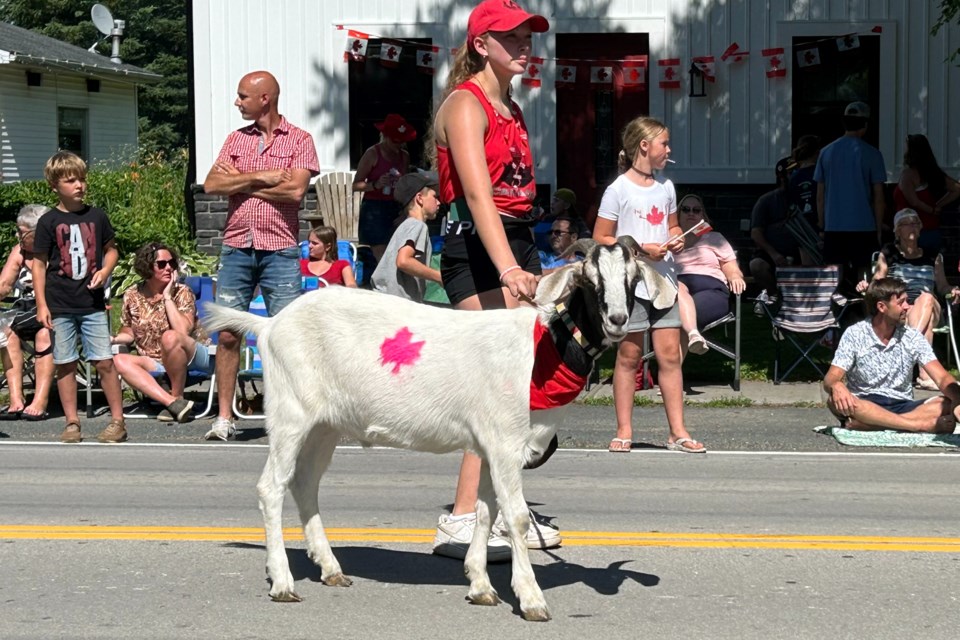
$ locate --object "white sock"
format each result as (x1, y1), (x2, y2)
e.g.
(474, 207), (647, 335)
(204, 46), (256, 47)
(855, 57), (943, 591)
(446, 512), (475, 522)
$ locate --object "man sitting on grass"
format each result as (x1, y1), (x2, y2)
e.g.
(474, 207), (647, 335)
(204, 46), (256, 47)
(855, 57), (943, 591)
(823, 277), (960, 433)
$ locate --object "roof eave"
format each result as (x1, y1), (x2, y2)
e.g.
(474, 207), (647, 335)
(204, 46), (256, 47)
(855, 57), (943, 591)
(3, 52), (162, 84)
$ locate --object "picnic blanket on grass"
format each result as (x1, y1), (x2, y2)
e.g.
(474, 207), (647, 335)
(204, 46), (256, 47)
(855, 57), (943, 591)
(814, 425), (960, 448)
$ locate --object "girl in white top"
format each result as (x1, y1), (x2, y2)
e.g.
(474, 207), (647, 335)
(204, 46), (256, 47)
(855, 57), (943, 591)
(593, 117), (706, 454)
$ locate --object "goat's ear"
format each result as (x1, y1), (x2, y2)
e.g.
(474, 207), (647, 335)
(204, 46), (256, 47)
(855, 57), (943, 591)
(534, 262), (583, 306)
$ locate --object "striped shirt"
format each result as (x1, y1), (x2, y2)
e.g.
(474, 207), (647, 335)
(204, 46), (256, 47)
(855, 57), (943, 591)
(215, 116), (320, 251)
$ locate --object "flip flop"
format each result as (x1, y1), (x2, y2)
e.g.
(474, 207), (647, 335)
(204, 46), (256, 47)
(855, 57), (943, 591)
(608, 437), (632, 453)
(665, 437), (707, 453)
(0, 406), (22, 421)
(22, 411), (49, 421)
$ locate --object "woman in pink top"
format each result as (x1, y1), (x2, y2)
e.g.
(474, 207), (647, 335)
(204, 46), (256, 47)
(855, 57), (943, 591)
(673, 194), (745, 356)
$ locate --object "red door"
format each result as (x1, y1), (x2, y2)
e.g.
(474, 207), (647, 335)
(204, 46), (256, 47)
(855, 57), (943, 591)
(556, 33), (650, 227)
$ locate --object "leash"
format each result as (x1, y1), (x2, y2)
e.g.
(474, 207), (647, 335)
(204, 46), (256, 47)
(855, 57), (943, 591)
(554, 302), (603, 360)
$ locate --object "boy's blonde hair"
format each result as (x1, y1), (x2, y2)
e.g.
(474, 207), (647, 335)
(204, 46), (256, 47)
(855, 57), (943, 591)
(44, 151), (87, 185)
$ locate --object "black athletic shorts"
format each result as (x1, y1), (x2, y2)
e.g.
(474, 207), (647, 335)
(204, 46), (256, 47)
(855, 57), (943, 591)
(440, 199), (541, 306)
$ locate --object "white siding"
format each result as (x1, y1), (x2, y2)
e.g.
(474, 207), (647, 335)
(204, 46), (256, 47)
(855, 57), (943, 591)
(192, 0), (960, 185)
(0, 68), (138, 182)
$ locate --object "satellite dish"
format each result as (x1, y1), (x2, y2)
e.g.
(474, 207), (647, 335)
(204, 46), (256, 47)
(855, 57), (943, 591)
(91, 4), (114, 36)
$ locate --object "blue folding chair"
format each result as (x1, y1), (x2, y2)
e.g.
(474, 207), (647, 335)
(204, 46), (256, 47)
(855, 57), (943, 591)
(299, 239), (359, 285)
(233, 294), (267, 420)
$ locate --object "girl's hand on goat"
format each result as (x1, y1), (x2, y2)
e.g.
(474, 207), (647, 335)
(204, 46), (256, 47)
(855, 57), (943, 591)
(642, 243), (669, 261)
(501, 267), (538, 300)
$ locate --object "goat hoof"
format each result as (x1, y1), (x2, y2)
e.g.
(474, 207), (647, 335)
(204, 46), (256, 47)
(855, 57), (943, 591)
(467, 591), (500, 607)
(269, 590), (303, 603)
(522, 606), (551, 622)
(322, 572), (353, 587)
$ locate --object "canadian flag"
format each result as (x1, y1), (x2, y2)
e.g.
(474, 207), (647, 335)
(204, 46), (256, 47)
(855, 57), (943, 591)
(521, 56), (544, 88)
(416, 46), (439, 75)
(343, 30), (369, 63)
(796, 47), (821, 67)
(836, 34), (860, 51)
(590, 66), (613, 84)
(692, 56), (716, 82)
(658, 58), (681, 89)
(379, 41), (402, 68)
(621, 57), (647, 92)
(762, 48), (787, 78)
(556, 61), (576, 88)
(720, 42), (749, 63)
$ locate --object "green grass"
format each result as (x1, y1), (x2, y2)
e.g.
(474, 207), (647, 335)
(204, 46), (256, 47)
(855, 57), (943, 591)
(581, 395), (657, 407)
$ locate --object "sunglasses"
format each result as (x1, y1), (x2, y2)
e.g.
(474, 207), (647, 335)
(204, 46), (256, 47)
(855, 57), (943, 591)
(680, 206), (704, 214)
(154, 259), (178, 270)
(550, 230), (571, 237)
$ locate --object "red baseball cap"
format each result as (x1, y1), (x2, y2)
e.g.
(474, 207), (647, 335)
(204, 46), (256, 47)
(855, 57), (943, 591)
(467, 0), (549, 50)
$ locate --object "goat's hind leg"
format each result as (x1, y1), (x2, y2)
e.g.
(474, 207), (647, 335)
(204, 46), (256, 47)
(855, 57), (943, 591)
(290, 425), (351, 587)
(259, 424), (309, 602)
(464, 459), (499, 607)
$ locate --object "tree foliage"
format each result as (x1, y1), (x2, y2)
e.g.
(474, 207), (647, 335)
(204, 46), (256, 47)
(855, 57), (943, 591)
(0, 0), (188, 151)
(933, 0), (960, 63)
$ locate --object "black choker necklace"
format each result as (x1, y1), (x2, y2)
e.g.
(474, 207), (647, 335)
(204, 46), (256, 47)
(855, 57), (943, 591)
(629, 165), (655, 179)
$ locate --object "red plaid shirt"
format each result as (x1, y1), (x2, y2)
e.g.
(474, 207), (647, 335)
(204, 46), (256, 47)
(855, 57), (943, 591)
(215, 116), (320, 250)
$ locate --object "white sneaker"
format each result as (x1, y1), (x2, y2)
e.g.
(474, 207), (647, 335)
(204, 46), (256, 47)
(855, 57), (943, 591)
(687, 331), (709, 355)
(432, 513), (512, 562)
(494, 509), (562, 550)
(203, 416), (236, 441)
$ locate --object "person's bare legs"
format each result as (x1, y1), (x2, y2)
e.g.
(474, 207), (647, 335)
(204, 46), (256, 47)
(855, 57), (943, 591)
(612, 333), (644, 444)
(749, 258), (776, 294)
(909, 294), (941, 385)
(160, 330), (195, 398)
(652, 327), (704, 449)
(677, 283), (705, 356)
(1, 332), (26, 412)
(113, 352), (177, 406)
(94, 358), (126, 423)
(829, 395), (953, 433)
(450, 288), (515, 517)
(57, 361), (80, 426)
(23, 328), (54, 417)
(215, 330), (241, 420)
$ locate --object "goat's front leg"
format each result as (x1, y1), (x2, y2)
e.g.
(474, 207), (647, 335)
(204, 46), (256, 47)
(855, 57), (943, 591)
(259, 445), (300, 602)
(290, 427), (351, 587)
(490, 457), (551, 622)
(464, 459), (498, 607)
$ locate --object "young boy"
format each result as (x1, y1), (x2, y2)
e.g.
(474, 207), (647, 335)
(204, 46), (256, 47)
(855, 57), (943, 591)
(370, 172), (442, 302)
(32, 151), (127, 443)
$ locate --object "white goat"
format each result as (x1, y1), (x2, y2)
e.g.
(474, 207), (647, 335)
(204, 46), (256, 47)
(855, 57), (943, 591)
(203, 238), (674, 621)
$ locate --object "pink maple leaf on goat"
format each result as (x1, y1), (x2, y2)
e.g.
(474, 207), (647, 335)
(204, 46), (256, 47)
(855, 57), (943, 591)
(380, 327), (425, 374)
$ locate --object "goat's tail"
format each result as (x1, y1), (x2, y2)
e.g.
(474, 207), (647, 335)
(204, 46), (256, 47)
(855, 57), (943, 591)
(202, 302), (270, 338)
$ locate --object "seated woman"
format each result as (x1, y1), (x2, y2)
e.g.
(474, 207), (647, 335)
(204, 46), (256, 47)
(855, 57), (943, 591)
(301, 226), (357, 287)
(857, 208), (959, 390)
(111, 242), (214, 422)
(893, 133), (960, 256)
(0, 204), (55, 420)
(672, 194), (746, 355)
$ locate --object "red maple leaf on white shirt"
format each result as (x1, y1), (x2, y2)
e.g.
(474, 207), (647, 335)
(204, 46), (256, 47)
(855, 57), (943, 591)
(646, 205), (665, 226)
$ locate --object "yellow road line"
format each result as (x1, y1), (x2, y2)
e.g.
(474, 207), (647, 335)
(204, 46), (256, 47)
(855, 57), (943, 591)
(1, 525), (959, 552)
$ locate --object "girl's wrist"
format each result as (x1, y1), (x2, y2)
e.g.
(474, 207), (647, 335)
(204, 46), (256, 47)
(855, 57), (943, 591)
(499, 265), (522, 282)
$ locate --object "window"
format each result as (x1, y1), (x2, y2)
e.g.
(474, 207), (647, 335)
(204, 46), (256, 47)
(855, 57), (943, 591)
(58, 107), (88, 158)
(347, 39), (434, 169)
(791, 35), (880, 149)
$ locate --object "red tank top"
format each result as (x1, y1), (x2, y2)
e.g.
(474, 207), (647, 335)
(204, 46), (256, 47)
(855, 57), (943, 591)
(436, 81), (536, 217)
(300, 259), (349, 285)
(364, 144), (407, 202)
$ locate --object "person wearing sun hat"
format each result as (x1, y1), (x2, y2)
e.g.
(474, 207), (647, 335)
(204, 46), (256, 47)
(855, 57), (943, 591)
(353, 113), (416, 274)
(426, 0), (559, 562)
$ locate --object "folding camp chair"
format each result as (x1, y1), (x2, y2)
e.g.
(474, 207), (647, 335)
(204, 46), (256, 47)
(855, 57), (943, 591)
(233, 294), (267, 420)
(757, 265), (853, 384)
(639, 292), (742, 391)
(298, 239), (362, 285)
(122, 276), (218, 419)
(314, 171), (368, 283)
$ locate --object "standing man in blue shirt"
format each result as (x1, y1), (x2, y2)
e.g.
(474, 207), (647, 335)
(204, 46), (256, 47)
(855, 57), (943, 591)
(815, 101), (887, 288)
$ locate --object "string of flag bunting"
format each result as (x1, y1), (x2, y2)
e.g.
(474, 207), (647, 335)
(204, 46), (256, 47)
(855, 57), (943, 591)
(338, 25), (883, 89)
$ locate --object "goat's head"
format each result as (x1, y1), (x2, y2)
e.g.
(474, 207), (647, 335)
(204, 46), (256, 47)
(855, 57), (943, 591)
(534, 237), (646, 344)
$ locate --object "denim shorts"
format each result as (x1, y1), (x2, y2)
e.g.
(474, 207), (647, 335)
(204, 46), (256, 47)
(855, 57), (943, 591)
(150, 342), (215, 375)
(216, 245), (301, 316)
(52, 311), (114, 365)
(627, 298), (681, 332)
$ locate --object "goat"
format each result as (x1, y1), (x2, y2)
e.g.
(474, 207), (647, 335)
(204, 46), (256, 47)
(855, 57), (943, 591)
(202, 237), (675, 622)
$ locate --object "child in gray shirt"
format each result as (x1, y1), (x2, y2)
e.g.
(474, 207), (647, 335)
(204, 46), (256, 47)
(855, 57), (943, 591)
(371, 172), (442, 301)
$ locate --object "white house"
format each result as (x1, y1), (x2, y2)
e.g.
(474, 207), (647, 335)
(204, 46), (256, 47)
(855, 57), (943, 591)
(191, 0), (960, 225)
(0, 21), (160, 182)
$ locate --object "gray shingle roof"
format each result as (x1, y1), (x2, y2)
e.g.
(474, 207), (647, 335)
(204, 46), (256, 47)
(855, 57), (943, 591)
(0, 21), (160, 83)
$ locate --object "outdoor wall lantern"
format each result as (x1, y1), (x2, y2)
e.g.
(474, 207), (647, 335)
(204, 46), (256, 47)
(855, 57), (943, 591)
(688, 62), (706, 97)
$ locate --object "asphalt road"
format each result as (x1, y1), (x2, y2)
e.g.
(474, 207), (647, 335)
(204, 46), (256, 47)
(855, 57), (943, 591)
(1, 443), (959, 639)
(0, 403), (953, 452)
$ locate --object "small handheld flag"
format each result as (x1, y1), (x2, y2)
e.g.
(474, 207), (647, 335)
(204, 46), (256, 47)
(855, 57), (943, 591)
(659, 219), (712, 248)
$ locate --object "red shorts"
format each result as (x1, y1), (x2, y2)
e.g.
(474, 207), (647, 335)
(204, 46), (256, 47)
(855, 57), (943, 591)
(529, 321), (589, 411)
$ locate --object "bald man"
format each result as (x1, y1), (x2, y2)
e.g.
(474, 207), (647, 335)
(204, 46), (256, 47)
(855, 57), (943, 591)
(203, 70), (319, 441)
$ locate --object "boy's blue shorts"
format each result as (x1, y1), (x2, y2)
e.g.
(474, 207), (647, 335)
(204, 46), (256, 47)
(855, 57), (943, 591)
(52, 311), (113, 365)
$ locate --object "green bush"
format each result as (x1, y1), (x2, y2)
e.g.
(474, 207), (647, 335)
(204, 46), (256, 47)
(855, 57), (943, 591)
(0, 148), (216, 294)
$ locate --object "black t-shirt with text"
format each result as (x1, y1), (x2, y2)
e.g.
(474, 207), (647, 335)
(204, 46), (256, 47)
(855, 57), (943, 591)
(33, 205), (115, 315)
